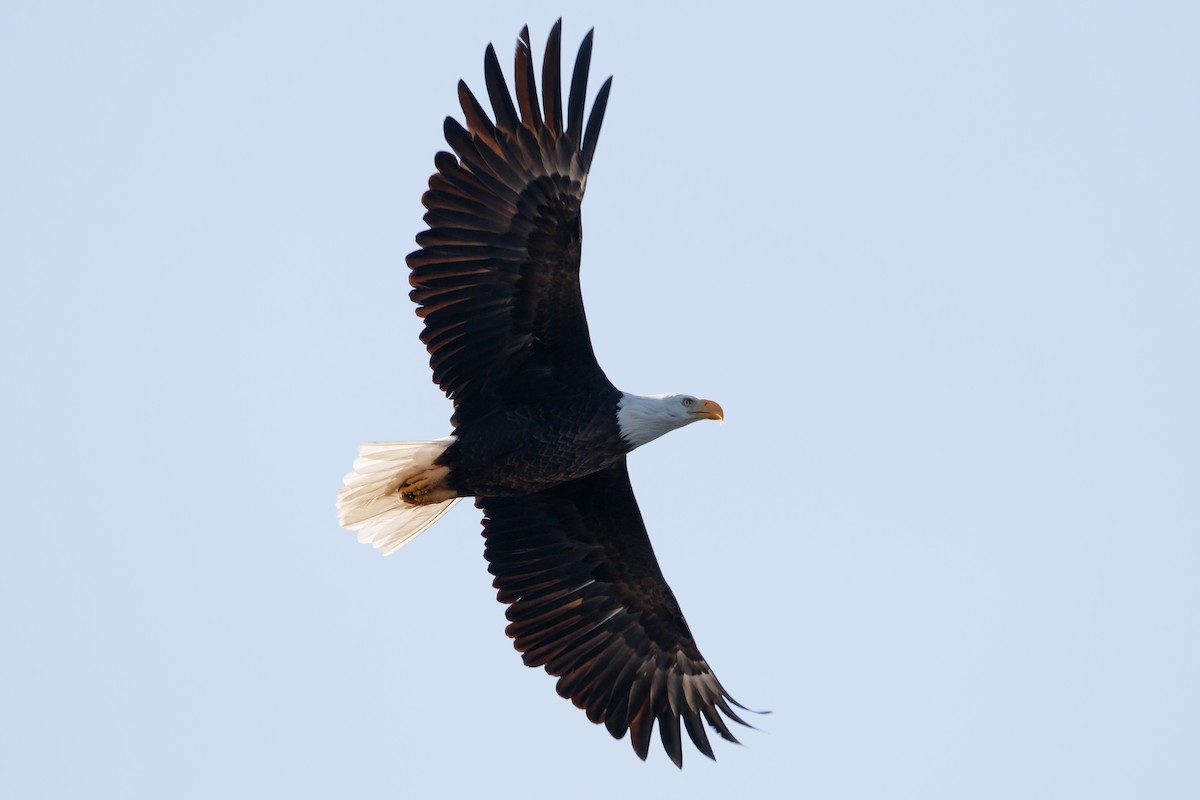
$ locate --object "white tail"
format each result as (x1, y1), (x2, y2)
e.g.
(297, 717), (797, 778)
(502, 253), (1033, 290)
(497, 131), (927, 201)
(336, 438), (460, 555)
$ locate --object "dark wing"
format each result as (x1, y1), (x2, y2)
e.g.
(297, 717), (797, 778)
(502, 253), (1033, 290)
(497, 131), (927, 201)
(408, 21), (615, 423)
(479, 460), (753, 767)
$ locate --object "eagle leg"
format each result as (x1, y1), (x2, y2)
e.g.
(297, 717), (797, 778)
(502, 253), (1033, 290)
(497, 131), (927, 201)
(398, 464), (456, 505)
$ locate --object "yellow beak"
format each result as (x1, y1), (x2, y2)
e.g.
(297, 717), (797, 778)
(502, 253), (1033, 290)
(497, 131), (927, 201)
(690, 398), (725, 421)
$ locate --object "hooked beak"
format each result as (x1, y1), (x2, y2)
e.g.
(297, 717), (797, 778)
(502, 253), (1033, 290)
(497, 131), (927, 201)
(690, 398), (724, 422)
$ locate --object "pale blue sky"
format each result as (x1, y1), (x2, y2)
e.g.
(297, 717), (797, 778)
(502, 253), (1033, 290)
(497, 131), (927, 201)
(3, 2), (1198, 798)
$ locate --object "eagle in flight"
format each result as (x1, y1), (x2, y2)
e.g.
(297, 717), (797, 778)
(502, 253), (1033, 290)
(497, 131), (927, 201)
(339, 20), (755, 767)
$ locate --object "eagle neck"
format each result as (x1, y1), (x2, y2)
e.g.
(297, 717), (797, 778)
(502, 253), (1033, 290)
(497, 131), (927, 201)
(616, 392), (680, 450)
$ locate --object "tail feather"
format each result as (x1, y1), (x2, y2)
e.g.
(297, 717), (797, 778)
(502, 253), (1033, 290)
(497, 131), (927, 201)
(337, 438), (460, 555)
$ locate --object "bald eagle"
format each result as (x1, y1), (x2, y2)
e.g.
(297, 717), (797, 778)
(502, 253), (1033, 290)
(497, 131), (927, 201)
(338, 21), (753, 767)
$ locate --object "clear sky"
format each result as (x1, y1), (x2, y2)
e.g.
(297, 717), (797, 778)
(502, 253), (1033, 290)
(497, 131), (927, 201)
(2, 2), (1198, 798)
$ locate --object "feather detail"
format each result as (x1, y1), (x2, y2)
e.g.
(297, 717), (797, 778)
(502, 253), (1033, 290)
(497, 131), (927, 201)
(337, 439), (460, 555)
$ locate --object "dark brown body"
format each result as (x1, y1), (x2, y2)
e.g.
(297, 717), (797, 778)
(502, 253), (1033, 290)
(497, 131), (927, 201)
(438, 385), (627, 496)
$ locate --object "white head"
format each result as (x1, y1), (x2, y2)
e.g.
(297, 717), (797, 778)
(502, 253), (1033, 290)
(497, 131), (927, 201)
(616, 392), (725, 449)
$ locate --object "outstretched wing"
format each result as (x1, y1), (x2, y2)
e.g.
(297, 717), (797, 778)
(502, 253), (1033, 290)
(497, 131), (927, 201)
(478, 460), (753, 767)
(408, 21), (615, 422)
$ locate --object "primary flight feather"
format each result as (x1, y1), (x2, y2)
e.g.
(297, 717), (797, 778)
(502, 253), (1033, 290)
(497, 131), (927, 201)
(338, 20), (753, 767)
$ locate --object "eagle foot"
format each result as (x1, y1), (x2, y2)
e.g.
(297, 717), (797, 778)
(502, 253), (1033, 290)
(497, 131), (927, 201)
(397, 465), (454, 505)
